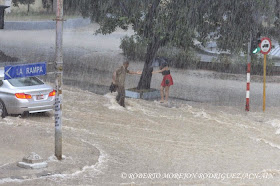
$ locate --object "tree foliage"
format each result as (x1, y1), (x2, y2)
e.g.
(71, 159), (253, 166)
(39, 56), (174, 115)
(12, 0), (35, 13)
(12, 0), (35, 6)
(64, 0), (280, 89)
(202, 0), (280, 53)
(42, 0), (53, 12)
(65, 0), (212, 89)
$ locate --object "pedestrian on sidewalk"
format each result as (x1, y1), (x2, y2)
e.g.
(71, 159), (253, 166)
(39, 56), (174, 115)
(111, 61), (141, 107)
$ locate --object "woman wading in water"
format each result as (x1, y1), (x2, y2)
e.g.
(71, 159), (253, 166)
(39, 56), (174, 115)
(153, 62), (174, 103)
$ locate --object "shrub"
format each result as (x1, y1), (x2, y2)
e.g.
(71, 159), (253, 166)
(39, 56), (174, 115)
(157, 46), (200, 69)
(120, 35), (200, 68)
(250, 55), (274, 75)
(120, 35), (147, 60)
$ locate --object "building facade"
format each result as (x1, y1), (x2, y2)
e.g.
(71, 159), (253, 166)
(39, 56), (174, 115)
(0, 0), (56, 14)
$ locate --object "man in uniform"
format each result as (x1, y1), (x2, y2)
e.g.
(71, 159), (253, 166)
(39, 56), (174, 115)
(112, 61), (141, 107)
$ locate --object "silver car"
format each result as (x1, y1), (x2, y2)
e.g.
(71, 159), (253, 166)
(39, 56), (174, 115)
(0, 68), (55, 118)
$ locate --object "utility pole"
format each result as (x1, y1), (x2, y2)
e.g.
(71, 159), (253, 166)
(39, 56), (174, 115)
(54, 0), (63, 160)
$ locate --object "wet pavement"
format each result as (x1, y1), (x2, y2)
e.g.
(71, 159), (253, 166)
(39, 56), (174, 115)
(1, 24), (280, 185)
(1, 87), (280, 185)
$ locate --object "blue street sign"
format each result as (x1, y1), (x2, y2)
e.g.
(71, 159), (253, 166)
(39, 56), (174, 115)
(4, 62), (47, 80)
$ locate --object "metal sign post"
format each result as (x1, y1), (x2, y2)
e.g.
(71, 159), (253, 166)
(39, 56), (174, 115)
(55, 0), (64, 160)
(260, 37), (272, 112)
(263, 54), (267, 112)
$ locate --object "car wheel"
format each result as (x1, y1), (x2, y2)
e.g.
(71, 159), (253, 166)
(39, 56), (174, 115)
(21, 111), (29, 118)
(0, 100), (7, 118)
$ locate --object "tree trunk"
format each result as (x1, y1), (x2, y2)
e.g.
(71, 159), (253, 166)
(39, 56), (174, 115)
(137, 37), (161, 90)
(52, 0), (57, 13)
(136, 0), (162, 90)
(27, 4), (30, 14)
(137, 56), (153, 90)
(51, 0), (53, 13)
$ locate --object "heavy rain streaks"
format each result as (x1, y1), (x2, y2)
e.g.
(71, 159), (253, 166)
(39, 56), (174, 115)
(1, 0), (280, 185)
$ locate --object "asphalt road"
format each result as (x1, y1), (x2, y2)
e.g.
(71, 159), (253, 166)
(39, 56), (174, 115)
(1, 23), (280, 110)
(1, 23), (280, 185)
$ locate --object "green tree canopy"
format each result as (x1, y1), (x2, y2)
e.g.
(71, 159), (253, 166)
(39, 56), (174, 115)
(202, 0), (280, 53)
(66, 0), (213, 89)
(65, 0), (280, 89)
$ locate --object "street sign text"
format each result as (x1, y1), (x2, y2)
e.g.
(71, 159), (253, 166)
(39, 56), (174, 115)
(4, 62), (47, 80)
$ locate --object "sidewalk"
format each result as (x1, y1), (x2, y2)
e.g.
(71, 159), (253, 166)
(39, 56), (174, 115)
(4, 17), (90, 30)
(0, 116), (100, 184)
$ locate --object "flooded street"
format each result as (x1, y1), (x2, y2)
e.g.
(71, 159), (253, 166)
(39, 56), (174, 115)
(1, 24), (280, 108)
(1, 87), (280, 185)
(1, 23), (280, 185)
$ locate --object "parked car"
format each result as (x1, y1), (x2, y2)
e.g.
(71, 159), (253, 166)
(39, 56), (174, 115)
(0, 68), (55, 118)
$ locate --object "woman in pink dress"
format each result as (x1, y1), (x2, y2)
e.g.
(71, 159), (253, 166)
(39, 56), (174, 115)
(153, 62), (173, 103)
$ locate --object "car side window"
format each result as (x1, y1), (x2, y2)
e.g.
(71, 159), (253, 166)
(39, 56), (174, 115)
(0, 80), (3, 87)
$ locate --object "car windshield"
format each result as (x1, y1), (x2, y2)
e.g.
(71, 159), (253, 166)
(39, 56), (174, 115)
(8, 77), (44, 87)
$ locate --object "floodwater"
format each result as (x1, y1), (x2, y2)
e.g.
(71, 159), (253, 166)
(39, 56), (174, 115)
(1, 87), (280, 185)
(1, 23), (280, 185)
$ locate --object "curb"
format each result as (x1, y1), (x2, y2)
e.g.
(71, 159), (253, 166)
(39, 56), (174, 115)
(4, 17), (90, 30)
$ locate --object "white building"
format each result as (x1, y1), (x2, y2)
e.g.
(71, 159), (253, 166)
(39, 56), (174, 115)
(0, 0), (54, 14)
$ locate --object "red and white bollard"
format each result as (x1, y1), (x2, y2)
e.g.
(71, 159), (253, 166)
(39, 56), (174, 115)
(245, 63), (251, 111)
